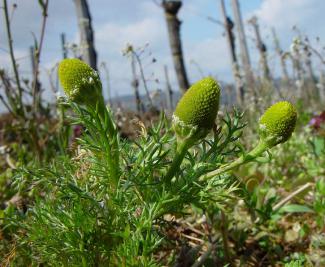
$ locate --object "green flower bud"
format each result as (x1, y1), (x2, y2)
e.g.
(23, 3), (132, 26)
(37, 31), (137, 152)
(173, 77), (220, 143)
(259, 101), (297, 147)
(58, 58), (103, 107)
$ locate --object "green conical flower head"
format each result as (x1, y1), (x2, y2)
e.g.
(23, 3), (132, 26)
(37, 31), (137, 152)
(58, 58), (103, 107)
(174, 77), (220, 128)
(173, 77), (220, 142)
(259, 101), (297, 147)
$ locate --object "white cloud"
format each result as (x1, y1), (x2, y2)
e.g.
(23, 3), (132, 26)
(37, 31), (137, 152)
(185, 37), (232, 81)
(252, 0), (325, 38)
(93, 8), (169, 98)
(254, 0), (313, 28)
(247, 0), (325, 78)
(0, 48), (31, 77)
(96, 18), (165, 54)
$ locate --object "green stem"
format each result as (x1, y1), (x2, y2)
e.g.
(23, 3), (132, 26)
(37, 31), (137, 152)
(199, 140), (269, 181)
(164, 139), (191, 185)
(87, 94), (120, 189)
(96, 94), (107, 120)
(98, 96), (120, 188)
(79, 241), (87, 267)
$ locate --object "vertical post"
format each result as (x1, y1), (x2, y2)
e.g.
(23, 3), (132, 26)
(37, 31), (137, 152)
(32, 0), (49, 113)
(248, 16), (271, 82)
(290, 39), (304, 98)
(162, 0), (190, 94)
(231, 0), (255, 100)
(164, 65), (174, 111)
(100, 62), (111, 106)
(304, 52), (317, 100)
(73, 0), (97, 70)
(271, 28), (289, 85)
(219, 0), (244, 104)
(131, 53), (144, 113)
(303, 47), (316, 83)
(30, 44), (41, 109)
(30, 46), (36, 74)
(61, 33), (68, 59)
(319, 71), (325, 102)
(302, 39), (317, 99)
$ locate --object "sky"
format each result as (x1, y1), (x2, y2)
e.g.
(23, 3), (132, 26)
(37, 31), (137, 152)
(1, 0), (325, 105)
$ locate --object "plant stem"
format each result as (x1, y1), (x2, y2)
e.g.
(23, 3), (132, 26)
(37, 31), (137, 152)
(192, 242), (215, 267)
(3, 0), (24, 117)
(0, 94), (16, 117)
(97, 97), (120, 188)
(79, 241), (87, 267)
(164, 139), (191, 185)
(133, 51), (154, 109)
(220, 211), (231, 265)
(273, 182), (312, 211)
(199, 140), (268, 181)
(32, 0), (49, 113)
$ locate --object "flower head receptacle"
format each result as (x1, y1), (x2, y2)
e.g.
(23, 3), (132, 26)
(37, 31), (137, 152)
(58, 58), (104, 110)
(259, 101), (297, 148)
(164, 77), (220, 184)
(173, 77), (220, 145)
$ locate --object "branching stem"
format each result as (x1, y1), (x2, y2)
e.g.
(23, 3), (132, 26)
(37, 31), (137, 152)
(200, 140), (268, 180)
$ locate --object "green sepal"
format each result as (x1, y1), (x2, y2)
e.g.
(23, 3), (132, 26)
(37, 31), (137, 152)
(172, 114), (209, 146)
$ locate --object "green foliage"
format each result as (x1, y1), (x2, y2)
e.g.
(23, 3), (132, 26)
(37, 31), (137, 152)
(314, 178), (325, 228)
(1, 61), (323, 266)
(0, 100), (242, 265)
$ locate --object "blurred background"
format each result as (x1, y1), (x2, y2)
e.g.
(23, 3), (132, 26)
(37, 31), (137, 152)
(1, 0), (325, 113)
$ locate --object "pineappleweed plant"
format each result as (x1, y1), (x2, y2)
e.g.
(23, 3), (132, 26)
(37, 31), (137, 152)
(5, 58), (297, 266)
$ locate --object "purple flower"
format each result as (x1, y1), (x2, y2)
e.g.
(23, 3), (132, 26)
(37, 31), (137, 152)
(309, 111), (325, 130)
(73, 125), (83, 138)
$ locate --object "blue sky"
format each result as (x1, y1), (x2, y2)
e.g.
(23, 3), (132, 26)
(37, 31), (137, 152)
(1, 0), (325, 103)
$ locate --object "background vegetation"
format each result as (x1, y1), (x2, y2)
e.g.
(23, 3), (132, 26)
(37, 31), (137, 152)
(0, 0), (324, 266)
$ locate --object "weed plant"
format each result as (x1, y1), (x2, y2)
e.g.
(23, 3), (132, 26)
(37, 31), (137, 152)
(2, 59), (324, 266)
